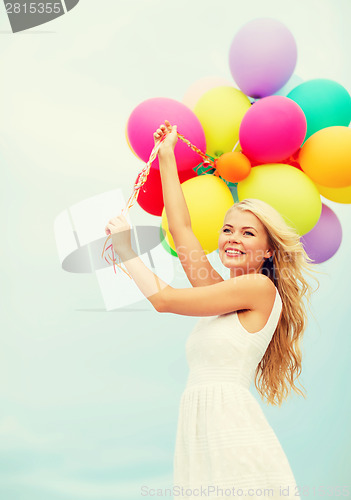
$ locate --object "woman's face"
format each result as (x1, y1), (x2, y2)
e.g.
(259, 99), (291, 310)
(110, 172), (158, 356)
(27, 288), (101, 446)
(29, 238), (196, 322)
(218, 208), (273, 278)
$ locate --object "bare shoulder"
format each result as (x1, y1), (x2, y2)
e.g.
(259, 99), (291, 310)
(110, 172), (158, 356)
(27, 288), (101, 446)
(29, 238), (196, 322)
(234, 273), (276, 311)
(236, 275), (278, 334)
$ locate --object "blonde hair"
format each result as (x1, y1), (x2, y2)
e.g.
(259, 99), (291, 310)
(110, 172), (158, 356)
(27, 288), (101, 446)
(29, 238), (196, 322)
(226, 198), (325, 407)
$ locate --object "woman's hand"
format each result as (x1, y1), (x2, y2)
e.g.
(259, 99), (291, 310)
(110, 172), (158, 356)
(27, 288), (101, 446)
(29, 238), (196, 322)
(153, 119), (178, 155)
(105, 213), (132, 254)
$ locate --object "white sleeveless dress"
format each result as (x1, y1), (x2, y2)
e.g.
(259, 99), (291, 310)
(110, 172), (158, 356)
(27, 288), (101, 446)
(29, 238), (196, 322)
(173, 286), (300, 499)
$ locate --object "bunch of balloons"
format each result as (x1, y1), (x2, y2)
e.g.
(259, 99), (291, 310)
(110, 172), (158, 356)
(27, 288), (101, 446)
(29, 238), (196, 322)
(126, 17), (351, 264)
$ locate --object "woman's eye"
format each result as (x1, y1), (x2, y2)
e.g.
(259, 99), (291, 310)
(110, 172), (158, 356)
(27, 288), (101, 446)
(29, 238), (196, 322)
(223, 229), (254, 236)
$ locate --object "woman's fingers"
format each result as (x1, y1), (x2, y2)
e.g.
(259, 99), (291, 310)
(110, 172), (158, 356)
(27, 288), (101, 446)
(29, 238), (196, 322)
(157, 123), (170, 133)
(154, 121), (175, 141)
(165, 119), (172, 131)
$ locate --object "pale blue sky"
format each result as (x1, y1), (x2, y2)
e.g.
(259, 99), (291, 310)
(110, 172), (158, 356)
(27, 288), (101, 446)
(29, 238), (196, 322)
(0, 0), (350, 498)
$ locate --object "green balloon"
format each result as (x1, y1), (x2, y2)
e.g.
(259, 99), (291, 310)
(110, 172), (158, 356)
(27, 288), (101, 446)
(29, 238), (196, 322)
(159, 224), (177, 257)
(287, 79), (351, 142)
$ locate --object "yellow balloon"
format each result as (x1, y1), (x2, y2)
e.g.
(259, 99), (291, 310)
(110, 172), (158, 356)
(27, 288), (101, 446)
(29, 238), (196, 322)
(316, 182), (351, 204)
(194, 86), (251, 158)
(299, 126), (351, 188)
(237, 164), (322, 236)
(161, 175), (234, 254)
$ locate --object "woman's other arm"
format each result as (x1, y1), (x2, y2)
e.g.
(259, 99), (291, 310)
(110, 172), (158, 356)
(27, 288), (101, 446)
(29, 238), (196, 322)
(106, 214), (274, 316)
(113, 246), (274, 317)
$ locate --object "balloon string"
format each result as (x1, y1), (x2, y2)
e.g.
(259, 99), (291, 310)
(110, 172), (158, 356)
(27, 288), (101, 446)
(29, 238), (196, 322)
(232, 139), (240, 152)
(101, 132), (215, 277)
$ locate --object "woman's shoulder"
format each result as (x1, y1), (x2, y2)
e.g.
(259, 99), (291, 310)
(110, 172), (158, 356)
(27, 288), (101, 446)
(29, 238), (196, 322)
(252, 275), (280, 312)
(236, 277), (281, 333)
(234, 273), (279, 312)
(234, 273), (278, 300)
(262, 275), (281, 301)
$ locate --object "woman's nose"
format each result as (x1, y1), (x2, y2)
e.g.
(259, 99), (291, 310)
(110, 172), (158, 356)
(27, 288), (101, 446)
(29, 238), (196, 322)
(228, 232), (241, 242)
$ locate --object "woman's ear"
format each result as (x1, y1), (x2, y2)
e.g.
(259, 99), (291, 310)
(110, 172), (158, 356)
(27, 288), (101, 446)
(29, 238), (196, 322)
(265, 249), (273, 259)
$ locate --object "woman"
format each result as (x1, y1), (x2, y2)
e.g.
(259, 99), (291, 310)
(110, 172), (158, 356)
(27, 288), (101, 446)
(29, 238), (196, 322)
(106, 121), (320, 499)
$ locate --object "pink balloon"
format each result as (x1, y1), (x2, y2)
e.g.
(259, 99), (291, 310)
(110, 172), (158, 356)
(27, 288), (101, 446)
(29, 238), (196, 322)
(127, 97), (206, 172)
(239, 96), (307, 163)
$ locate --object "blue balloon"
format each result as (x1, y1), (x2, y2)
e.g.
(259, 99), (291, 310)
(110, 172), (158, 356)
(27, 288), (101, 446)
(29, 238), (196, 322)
(287, 79), (351, 142)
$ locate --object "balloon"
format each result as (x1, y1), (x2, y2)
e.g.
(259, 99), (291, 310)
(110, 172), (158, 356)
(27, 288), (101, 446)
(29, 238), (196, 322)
(283, 158), (303, 171)
(280, 148), (303, 170)
(229, 18), (297, 98)
(237, 163), (322, 235)
(182, 76), (234, 110)
(136, 167), (197, 216)
(251, 156), (303, 171)
(299, 126), (351, 187)
(127, 97), (206, 172)
(273, 74), (304, 97)
(315, 182), (351, 204)
(239, 96), (307, 163)
(161, 175), (234, 254)
(287, 79), (351, 141)
(194, 86), (251, 158)
(215, 152), (251, 183)
(300, 204), (342, 263)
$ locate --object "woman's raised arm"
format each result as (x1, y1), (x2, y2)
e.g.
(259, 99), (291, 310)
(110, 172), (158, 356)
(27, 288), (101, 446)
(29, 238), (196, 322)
(156, 123), (192, 231)
(155, 121), (223, 287)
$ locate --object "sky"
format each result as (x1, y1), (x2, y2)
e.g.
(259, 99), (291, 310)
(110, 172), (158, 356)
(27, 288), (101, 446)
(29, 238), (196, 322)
(0, 0), (350, 499)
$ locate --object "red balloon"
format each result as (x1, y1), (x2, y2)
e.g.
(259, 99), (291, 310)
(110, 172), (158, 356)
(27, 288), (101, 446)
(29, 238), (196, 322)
(284, 159), (303, 170)
(136, 167), (197, 216)
(282, 148), (303, 170)
(250, 148), (303, 170)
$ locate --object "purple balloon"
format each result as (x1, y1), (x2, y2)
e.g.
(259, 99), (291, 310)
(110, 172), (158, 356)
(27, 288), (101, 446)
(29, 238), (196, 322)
(300, 204), (342, 264)
(229, 18), (297, 98)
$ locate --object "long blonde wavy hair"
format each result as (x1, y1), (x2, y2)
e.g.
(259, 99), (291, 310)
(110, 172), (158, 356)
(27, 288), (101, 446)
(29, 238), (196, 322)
(225, 198), (325, 407)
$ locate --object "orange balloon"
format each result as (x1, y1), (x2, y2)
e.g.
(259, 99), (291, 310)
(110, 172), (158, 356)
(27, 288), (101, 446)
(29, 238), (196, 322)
(299, 126), (351, 188)
(215, 152), (251, 182)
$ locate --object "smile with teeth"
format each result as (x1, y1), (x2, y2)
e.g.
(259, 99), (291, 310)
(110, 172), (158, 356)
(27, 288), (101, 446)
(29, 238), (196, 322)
(225, 249), (245, 256)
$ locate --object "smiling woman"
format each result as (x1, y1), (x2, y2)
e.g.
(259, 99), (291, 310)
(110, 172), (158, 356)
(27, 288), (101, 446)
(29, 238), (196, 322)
(111, 121), (323, 497)
(218, 208), (274, 278)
